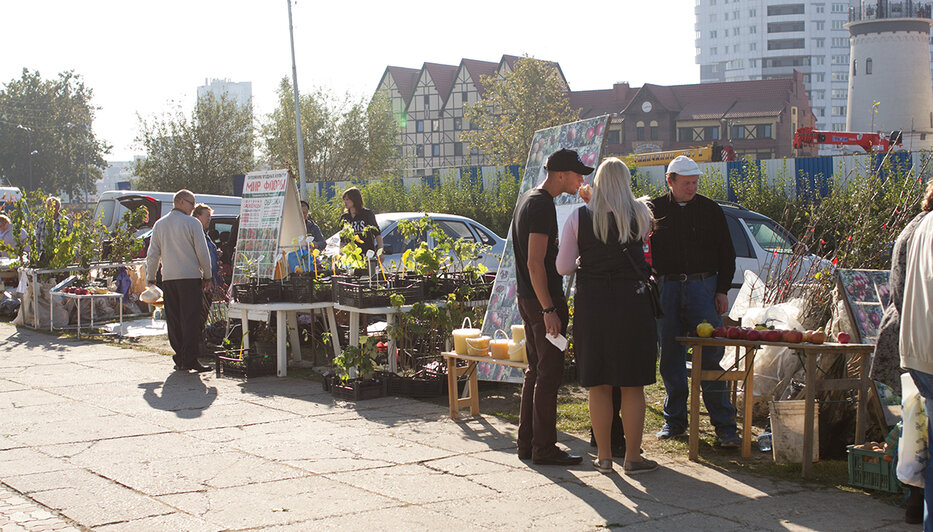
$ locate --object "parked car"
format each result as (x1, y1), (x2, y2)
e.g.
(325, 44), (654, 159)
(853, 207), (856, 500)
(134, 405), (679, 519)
(717, 201), (830, 307)
(327, 212), (504, 273)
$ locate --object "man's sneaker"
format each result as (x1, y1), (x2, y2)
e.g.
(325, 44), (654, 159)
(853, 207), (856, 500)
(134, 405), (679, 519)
(623, 458), (659, 475)
(717, 430), (741, 448)
(656, 425), (684, 440)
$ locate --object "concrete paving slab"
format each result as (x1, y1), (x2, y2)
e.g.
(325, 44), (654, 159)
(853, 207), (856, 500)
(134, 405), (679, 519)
(27, 484), (175, 529)
(0, 388), (70, 408)
(93, 512), (221, 532)
(275, 504), (494, 531)
(7, 411), (163, 447)
(0, 448), (76, 478)
(704, 488), (903, 530)
(156, 476), (402, 530)
(0, 379), (29, 393)
(326, 463), (497, 505)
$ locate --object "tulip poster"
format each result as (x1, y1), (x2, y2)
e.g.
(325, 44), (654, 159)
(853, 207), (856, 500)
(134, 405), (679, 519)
(836, 268), (889, 344)
(480, 115), (609, 383)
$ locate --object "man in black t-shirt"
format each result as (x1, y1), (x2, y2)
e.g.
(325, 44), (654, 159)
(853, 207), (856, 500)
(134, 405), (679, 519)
(512, 148), (592, 466)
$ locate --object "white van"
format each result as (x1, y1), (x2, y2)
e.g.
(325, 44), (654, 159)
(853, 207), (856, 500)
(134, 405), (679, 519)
(94, 190), (241, 232)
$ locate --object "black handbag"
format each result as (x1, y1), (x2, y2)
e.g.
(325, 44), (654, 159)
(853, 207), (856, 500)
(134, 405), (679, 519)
(622, 243), (664, 319)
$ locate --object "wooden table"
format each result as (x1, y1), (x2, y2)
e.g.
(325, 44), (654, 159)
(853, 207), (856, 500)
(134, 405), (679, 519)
(676, 336), (874, 477)
(229, 301), (340, 377)
(441, 351), (528, 419)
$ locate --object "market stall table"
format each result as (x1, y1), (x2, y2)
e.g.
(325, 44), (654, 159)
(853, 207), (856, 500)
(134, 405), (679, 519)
(229, 301), (340, 377)
(334, 299), (488, 374)
(54, 291), (124, 339)
(441, 351), (528, 419)
(676, 336), (874, 477)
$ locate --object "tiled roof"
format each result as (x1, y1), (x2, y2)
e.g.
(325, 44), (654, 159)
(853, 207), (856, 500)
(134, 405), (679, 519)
(384, 66), (420, 102)
(423, 63), (459, 101)
(570, 83), (636, 118)
(460, 59), (499, 96)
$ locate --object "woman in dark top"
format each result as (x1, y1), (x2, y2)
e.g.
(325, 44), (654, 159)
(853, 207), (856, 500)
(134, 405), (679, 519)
(557, 157), (658, 475)
(339, 187), (382, 257)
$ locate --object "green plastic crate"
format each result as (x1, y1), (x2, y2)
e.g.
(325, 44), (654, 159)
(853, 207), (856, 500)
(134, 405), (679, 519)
(846, 444), (901, 493)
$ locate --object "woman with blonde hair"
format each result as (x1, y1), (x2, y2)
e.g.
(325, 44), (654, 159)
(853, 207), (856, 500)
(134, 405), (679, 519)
(557, 157), (659, 475)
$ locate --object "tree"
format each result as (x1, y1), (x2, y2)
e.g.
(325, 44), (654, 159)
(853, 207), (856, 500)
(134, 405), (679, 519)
(462, 56), (580, 166)
(0, 69), (108, 197)
(261, 79), (399, 185)
(134, 93), (254, 194)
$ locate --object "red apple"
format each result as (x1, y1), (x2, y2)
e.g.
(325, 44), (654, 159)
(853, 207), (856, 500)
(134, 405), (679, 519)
(837, 332), (851, 344)
(782, 330), (803, 343)
(713, 327), (728, 338)
(763, 330), (783, 342)
(810, 329), (827, 344)
(727, 327), (743, 340)
(802, 330), (813, 343)
(745, 329), (761, 341)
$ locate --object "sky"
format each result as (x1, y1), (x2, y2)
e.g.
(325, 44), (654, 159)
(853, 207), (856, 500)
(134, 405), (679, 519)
(1, 0), (698, 162)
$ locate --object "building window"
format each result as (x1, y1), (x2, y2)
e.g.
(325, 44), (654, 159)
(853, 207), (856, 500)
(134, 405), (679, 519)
(432, 144), (440, 157)
(767, 4), (805, 16)
(832, 20), (845, 30)
(607, 129), (620, 144)
(750, 25), (757, 34)
(816, 5), (824, 13)
(758, 124), (772, 138)
(416, 120), (424, 133)
(454, 142), (463, 156)
(832, 3), (847, 13)
(749, 8), (756, 16)
(815, 21), (825, 31)
(832, 89), (848, 99)
(831, 71), (849, 82)
(432, 119), (440, 132)
(454, 117), (462, 130)
(832, 106), (847, 116)
(461, 92), (468, 104)
(710, 47), (717, 55)
(814, 38), (824, 48)
(471, 146), (479, 155)
(852, 59), (857, 76)
(636, 121), (645, 140)
(710, 30), (717, 38)
(814, 73), (825, 82)
(416, 145), (424, 157)
(650, 120), (659, 140)
(866, 58), (873, 75)
(423, 95), (430, 107)
(832, 37), (848, 47)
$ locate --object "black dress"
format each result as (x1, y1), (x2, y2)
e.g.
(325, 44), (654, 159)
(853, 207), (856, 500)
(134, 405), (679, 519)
(573, 206), (658, 388)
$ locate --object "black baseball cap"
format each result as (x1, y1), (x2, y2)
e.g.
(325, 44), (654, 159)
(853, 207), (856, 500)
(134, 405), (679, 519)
(544, 148), (594, 175)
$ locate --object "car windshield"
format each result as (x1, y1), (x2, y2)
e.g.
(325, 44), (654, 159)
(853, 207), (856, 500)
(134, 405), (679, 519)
(745, 219), (797, 253)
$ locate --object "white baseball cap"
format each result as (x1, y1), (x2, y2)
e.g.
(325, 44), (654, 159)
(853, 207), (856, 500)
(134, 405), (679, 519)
(666, 155), (701, 176)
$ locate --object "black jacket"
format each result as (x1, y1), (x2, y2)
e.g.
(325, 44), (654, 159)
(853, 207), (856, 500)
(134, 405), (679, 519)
(648, 192), (735, 295)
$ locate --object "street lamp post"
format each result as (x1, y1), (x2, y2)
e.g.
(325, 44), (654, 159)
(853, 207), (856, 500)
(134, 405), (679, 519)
(16, 125), (33, 190)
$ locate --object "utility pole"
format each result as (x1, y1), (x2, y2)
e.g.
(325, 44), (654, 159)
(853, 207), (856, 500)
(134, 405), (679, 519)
(287, 0), (308, 198)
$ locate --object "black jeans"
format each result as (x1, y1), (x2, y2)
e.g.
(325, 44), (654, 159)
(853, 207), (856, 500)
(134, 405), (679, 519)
(162, 278), (205, 367)
(517, 296), (569, 459)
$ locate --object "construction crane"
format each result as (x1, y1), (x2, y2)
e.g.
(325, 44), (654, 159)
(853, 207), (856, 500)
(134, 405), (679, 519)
(793, 127), (903, 153)
(617, 143), (735, 167)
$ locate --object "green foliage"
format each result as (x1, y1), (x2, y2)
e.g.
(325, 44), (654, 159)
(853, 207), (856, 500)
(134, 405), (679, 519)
(0, 69), (108, 196)
(107, 207), (148, 263)
(134, 92), (254, 194)
(333, 335), (378, 383)
(2, 190), (108, 269)
(462, 55), (580, 166)
(262, 79), (400, 182)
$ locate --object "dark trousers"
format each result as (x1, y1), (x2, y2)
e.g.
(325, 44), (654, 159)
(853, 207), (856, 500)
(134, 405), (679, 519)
(163, 278), (205, 368)
(517, 296), (569, 459)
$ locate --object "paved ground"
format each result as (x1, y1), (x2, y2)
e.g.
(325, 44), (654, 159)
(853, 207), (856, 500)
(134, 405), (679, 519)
(0, 323), (910, 531)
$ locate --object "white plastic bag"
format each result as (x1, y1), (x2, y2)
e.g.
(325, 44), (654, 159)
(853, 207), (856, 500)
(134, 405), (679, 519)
(898, 372), (928, 488)
(729, 270), (766, 322)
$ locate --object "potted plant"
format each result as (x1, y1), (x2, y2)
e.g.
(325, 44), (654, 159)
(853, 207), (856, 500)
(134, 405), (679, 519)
(331, 335), (386, 400)
(214, 327), (275, 378)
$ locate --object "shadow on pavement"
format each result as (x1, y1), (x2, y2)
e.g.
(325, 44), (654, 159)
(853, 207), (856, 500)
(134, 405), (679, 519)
(139, 371), (218, 418)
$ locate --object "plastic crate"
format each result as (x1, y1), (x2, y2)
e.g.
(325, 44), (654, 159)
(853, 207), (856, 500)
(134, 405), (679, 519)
(846, 444), (901, 493)
(381, 370), (444, 398)
(284, 277), (332, 303)
(333, 278), (423, 308)
(214, 349), (276, 379)
(330, 377), (387, 401)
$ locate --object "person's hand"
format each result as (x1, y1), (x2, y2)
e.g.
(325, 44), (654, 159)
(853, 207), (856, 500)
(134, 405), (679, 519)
(579, 184), (592, 204)
(714, 293), (729, 315)
(544, 311), (562, 338)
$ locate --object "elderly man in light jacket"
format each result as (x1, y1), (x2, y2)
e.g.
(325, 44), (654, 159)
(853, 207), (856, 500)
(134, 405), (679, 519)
(146, 189), (213, 373)
(901, 211), (933, 532)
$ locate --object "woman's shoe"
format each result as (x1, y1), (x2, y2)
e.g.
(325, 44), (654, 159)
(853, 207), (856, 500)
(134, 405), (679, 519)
(623, 458), (659, 475)
(592, 458), (613, 474)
